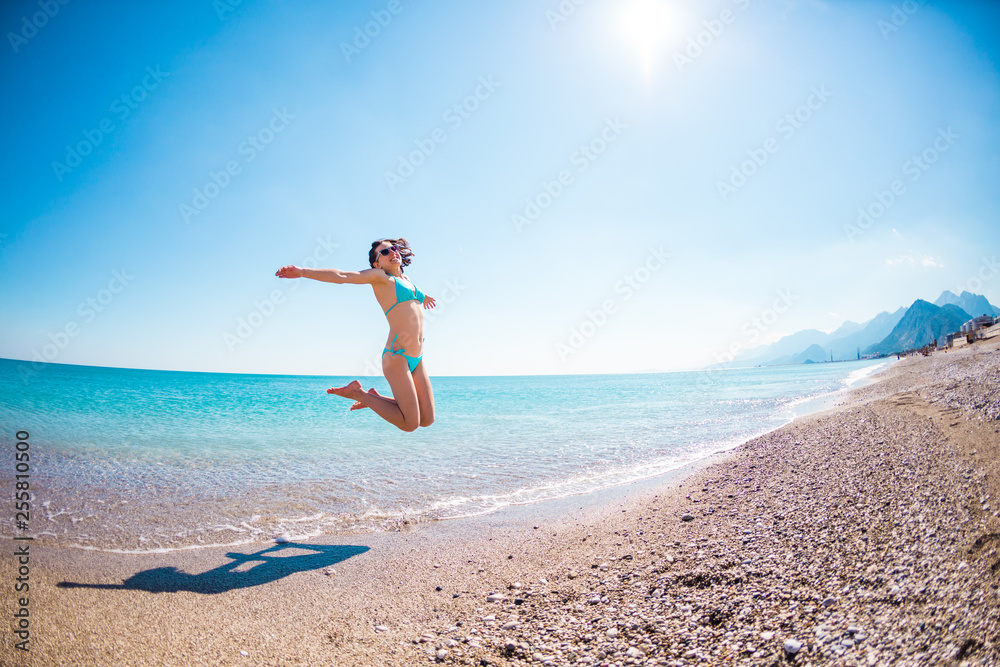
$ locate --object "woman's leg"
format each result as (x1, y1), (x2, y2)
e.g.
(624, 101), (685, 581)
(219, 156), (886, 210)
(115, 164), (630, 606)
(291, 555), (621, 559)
(349, 388), (389, 411)
(327, 355), (421, 431)
(411, 360), (435, 427)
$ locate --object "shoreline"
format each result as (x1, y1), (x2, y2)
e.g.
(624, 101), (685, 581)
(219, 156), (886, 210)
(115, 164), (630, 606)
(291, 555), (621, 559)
(2, 359), (890, 558)
(2, 346), (997, 666)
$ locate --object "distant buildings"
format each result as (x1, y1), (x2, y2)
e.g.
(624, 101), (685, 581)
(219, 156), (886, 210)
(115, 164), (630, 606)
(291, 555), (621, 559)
(961, 315), (997, 334)
(971, 315), (1000, 340)
(902, 314), (999, 357)
(942, 314), (1000, 349)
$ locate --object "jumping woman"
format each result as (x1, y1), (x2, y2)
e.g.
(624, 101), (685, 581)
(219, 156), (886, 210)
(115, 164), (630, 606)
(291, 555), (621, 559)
(275, 238), (436, 431)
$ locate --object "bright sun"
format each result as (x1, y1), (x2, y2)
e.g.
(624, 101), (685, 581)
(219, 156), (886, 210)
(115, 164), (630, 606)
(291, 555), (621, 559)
(619, 0), (675, 79)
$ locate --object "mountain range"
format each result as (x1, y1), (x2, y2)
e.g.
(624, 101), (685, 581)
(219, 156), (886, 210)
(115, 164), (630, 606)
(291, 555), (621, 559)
(729, 290), (998, 367)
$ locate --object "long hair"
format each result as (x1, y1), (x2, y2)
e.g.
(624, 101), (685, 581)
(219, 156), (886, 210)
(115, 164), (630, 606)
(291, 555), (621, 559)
(369, 238), (414, 271)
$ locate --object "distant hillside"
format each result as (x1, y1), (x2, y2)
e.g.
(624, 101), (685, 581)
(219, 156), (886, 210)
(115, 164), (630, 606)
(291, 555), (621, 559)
(863, 300), (970, 356)
(941, 303), (974, 321)
(935, 290), (1000, 318)
(734, 329), (832, 366)
(791, 344), (828, 364)
(718, 291), (997, 369)
(736, 307), (905, 366)
(821, 307), (907, 360)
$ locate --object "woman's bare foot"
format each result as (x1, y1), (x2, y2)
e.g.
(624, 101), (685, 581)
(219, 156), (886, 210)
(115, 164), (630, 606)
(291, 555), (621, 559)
(327, 380), (364, 401)
(349, 388), (385, 411)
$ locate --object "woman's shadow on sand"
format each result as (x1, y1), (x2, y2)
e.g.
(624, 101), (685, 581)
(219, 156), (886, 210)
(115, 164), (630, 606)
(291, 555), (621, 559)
(57, 542), (370, 594)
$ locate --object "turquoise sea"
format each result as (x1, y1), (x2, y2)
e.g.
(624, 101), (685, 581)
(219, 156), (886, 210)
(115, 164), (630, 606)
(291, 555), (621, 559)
(0, 357), (888, 553)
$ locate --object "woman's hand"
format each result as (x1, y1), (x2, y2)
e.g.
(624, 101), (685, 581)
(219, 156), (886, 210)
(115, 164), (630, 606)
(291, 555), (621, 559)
(275, 265), (303, 279)
(423, 295), (437, 309)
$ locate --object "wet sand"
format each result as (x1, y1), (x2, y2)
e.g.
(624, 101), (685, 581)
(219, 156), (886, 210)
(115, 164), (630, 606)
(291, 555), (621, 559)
(3, 340), (999, 666)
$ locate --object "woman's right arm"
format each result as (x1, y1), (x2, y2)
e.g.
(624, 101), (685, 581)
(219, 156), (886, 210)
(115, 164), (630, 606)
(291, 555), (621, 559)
(275, 266), (384, 285)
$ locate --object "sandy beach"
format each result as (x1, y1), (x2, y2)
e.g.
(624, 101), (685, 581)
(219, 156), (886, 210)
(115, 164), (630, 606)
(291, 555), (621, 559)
(3, 340), (999, 667)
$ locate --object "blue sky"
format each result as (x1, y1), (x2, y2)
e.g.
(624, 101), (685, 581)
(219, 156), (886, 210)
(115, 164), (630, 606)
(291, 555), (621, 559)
(1, 0), (998, 376)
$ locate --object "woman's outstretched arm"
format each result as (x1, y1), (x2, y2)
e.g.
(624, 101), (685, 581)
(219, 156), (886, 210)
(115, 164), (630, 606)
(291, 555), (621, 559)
(275, 266), (384, 285)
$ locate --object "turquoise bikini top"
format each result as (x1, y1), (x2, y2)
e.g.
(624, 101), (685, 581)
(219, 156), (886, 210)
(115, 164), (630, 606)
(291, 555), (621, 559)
(383, 275), (425, 316)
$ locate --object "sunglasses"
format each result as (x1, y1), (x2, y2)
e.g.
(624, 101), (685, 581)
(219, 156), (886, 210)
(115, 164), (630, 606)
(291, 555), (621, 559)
(377, 245), (400, 257)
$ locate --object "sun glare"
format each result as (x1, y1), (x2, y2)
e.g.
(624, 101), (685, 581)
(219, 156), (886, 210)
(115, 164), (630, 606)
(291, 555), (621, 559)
(619, 0), (675, 80)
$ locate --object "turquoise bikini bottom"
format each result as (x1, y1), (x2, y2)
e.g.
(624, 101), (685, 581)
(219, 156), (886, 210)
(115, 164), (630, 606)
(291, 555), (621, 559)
(382, 334), (423, 373)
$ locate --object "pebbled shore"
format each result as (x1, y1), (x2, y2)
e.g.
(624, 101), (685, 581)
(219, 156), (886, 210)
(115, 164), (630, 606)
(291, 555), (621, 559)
(378, 340), (1000, 667)
(380, 345), (1000, 666)
(3, 340), (998, 666)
